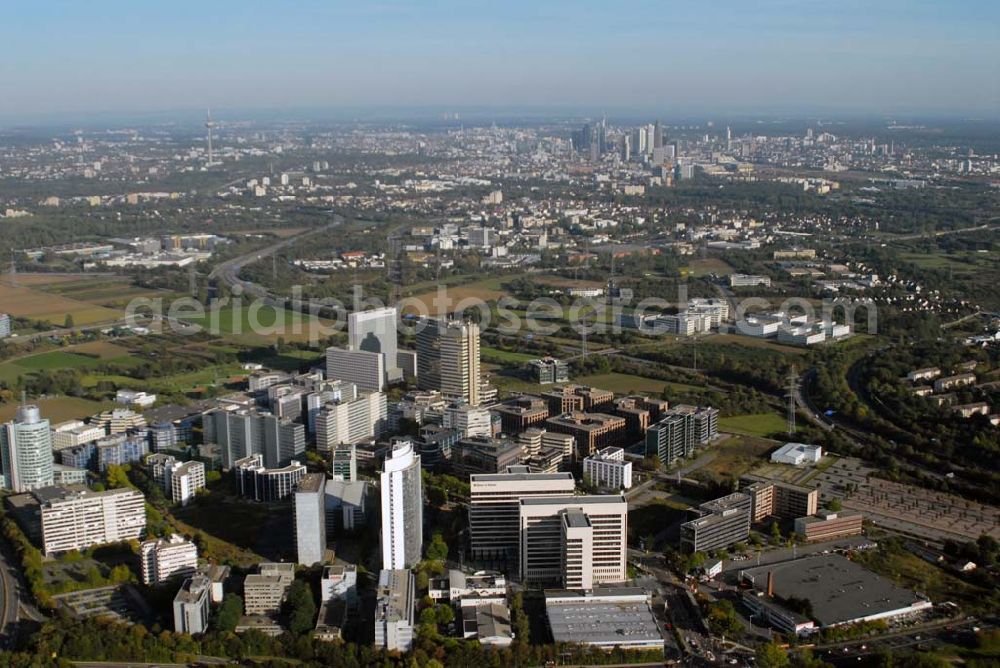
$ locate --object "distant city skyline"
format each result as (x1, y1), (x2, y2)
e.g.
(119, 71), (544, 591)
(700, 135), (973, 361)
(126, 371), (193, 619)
(2, 0), (998, 122)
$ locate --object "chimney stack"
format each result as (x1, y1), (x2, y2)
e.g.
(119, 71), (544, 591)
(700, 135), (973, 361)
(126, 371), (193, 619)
(766, 571), (774, 597)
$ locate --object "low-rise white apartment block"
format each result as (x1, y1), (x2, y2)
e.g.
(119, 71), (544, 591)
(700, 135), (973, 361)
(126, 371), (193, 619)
(582, 446), (633, 490)
(141, 534), (198, 585)
(173, 573), (211, 635)
(244, 563), (296, 615)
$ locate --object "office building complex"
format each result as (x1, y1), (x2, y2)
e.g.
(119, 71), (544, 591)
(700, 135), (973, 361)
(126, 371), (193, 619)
(203, 408), (305, 469)
(295, 473), (328, 566)
(331, 444), (357, 481)
(95, 432), (148, 472)
(794, 511), (864, 542)
(141, 534), (198, 585)
(325, 347), (386, 392)
(519, 495), (628, 588)
(529, 357), (569, 384)
(326, 478), (369, 533)
(89, 408), (147, 435)
(468, 470), (575, 561)
(492, 395), (549, 435)
(443, 400), (491, 438)
(233, 455), (307, 502)
(1, 405), (54, 492)
(582, 446), (633, 490)
(50, 420), (104, 450)
(452, 435), (524, 476)
(680, 492), (752, 553)
(742, 477), (819, 521)
(313, 392), (386, 452)
(544, 412), (627, 459)
(374, 569), (416, 652)
(173, 573), (212, 635)
(416, 318), (481, 406)
(645, 405), (719, 467)
(380, 440), (423, 570)
(348, 307), (401, 383)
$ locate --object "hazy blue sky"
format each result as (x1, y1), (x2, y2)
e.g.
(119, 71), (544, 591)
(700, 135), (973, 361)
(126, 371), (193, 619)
(2, 0), (998, 120)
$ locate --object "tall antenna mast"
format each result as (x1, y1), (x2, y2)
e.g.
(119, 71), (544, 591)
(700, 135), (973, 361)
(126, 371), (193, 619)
(785, 369), (799, 436)
(205, 108), (215, 166)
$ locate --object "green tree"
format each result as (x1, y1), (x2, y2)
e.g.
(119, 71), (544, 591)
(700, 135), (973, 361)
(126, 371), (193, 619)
(283, 580), (316, 635)
(770, 521), (782, 542)
(827, 497), (843, 512)
(64, 313), (74, 329)
(705, 600), (741, 637)
(757, 641), (790, 668)
(425, 532), (449, 561)
(511, 591), (530, 644)
(213, 593), (243, 632)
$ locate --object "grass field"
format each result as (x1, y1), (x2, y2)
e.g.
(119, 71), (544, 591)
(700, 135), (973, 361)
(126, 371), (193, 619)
(0, 396), (113, 423)
(482, 347), (537, 364)
(179, 304), (331, 344)
(719, 413), (787, 437)
(709, 333), (808, 355)
(576, 372), (702, 396)
(686, 257), (735, 277)
(10, 351), (108, 371)
(0, 341), (138, 383)
(696, 434), (779, 481)
(404, 277), (510, 315)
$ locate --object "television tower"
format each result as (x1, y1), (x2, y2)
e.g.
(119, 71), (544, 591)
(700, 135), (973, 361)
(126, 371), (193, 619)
(205, 108), (215, 166)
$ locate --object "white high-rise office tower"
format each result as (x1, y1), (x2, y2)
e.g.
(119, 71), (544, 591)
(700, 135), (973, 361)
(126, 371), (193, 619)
(349, 307), (400, 380)
(416, 318), (481, 406)
(1, 405), (54, 492)
(380, 440), (423, 570)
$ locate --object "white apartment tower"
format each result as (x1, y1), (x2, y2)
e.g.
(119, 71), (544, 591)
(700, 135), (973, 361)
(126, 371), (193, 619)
(380, 440), (423, 570)
(141, 534), (198, 585)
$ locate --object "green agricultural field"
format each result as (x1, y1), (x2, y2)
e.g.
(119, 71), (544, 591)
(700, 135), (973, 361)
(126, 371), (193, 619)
(719, 412), (787, 437)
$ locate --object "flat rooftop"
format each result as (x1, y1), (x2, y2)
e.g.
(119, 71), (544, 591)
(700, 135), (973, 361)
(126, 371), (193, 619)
(545, 589), (662, 647)
(471, 471), (574, 483)
(520, 494), (625, 507)
(740, 554), (930, 627)
(296, 472), (326, 493)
